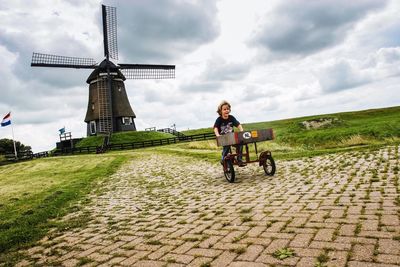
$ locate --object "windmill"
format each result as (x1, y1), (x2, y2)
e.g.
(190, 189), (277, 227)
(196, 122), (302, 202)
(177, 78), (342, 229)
(31, 5), (175, 136)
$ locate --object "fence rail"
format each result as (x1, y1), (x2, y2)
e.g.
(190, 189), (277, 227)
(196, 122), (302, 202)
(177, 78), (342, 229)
(33, 151), (50, 158)
(55, 145), (99, 155)
(5, 150), (33, 161)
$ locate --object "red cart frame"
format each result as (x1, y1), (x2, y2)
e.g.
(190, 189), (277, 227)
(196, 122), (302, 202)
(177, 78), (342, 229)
(217, 129), (276, 183)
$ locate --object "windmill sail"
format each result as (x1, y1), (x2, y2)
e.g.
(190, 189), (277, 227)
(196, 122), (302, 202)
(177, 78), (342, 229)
(31, 53), (96, 69)
(120, 64), (175, 79)
(102, 5), (118, 60)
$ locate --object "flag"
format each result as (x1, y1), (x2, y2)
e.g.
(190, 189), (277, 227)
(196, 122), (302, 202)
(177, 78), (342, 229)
(1, 112), (11, 127)
(59, 127), (65, 134)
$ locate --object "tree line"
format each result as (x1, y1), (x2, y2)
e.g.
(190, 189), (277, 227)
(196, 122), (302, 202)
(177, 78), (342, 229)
(0, 139), (31, 155)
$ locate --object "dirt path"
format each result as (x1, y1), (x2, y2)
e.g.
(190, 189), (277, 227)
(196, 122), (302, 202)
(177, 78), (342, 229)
(17, 146), (400, 266)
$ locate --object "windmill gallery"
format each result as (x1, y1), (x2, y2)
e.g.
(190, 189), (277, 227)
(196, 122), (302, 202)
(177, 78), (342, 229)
(31, 5), (175, 137)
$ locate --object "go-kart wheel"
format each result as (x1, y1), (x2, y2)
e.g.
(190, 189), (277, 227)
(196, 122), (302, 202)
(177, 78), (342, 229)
(263, 155), (276, 176)
(224, 160), (235, 183)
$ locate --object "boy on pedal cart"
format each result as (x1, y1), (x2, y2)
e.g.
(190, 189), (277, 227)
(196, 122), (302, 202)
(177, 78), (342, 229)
(213, 100), (246, 167)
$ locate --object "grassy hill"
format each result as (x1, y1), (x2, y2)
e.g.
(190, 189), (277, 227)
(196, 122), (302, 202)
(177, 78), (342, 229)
(76, 106), (400, 151)
(183, 106), (400, 145)
(75, 106), (400, 159)
(174, 106), (400, 159)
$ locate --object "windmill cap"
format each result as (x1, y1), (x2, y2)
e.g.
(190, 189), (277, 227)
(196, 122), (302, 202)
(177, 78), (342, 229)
(86, 59), (126, 83)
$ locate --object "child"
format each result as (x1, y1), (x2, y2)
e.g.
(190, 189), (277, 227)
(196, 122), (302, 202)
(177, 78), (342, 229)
(213, 100), (246, 167)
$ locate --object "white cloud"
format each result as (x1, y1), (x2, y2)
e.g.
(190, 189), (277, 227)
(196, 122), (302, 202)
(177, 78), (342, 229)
(318, 59), (371, 92)
(242, 84), (282, 102)
(203, 56), (250, 82)
(317, 47), (400, 92)
(292, 82), (321, 101)
(113, 0), (220, 63)
(364, 47), (400, 76)
(248, 0), (388, 58)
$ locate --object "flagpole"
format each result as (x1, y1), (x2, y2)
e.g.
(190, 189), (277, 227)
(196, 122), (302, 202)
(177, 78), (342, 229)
(11, 123), (18, 160)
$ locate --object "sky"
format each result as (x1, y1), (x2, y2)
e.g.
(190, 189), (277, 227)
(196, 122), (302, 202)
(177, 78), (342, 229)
(0, 0), (399, 152)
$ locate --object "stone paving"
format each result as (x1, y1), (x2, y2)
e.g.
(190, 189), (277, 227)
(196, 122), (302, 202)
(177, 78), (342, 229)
(16, 146), (400, 266)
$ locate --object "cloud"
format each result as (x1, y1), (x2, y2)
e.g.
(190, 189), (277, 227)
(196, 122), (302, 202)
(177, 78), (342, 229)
(364, 47), (400, 69)
(249, 0), (387, 58)
(114, 0), (220, 63)
(202, 56), (250, 81)
(180, 80), (222, 93)
(242, 84), (282, 102)
(349, 1), (400, 49)
(179, 56), (250, 93)
(318, 59), (371, 92)
(237, 96), (280, 122)
(292, 82), (321, 101)
(0, 28), (93, 87)
(318, 47), (400, 92)
(130, 80), (184, 105)
(0, 43), (89, 113)
(0, 1), (101, 113)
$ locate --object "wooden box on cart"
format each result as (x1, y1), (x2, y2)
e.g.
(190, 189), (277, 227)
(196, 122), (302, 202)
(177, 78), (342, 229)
(216, 128), (274, 147)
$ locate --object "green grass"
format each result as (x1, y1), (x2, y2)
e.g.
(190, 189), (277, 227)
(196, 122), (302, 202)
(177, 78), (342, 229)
(74, 135), (104, 147)
(271, 107), (400, 148)
(177, 106), (400, 159)
(0, 153), (130, 262)
(110, 131), (175, 143)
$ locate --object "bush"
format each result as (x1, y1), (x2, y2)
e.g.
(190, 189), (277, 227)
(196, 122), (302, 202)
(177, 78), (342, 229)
(0, 139), (31, 154)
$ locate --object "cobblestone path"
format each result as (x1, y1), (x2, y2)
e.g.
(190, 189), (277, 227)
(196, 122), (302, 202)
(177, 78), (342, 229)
(17, 146), (400, 266)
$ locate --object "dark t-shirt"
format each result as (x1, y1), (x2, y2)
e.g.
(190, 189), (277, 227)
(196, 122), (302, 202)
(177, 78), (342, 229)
(214, 115), (240, 135)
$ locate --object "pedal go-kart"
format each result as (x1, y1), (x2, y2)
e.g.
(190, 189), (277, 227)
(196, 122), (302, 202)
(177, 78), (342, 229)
(216, 129), (276, 183)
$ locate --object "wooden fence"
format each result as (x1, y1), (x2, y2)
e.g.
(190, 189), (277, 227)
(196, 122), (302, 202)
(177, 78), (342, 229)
(1, 132), (216, 162)
(107, 132), (215, 151)
(3, 150), (50, 162)
(54, 145), (99, 155)
(54, 132), (216, 155)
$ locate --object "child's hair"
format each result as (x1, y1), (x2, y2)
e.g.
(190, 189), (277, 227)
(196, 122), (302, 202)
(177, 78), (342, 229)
(217, 100), (231, 115)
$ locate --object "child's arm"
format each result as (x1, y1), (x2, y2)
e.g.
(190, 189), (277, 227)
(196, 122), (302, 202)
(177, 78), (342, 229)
(237, 124), (244, 132)
(214, 127), (220, 137)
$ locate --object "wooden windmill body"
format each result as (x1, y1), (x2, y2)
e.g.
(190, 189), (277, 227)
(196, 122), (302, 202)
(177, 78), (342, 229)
(31, 5), (175, 136)
(85, 60), (136, 135)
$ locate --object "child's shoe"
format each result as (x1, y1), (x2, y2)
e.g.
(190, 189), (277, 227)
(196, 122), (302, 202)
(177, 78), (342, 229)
(238, 161), (247, 167)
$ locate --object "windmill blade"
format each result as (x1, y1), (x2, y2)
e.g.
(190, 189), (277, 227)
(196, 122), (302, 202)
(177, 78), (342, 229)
(119, 64), (175, 79)
(31, 52), (97, 69)
(102, 5), (118, 60)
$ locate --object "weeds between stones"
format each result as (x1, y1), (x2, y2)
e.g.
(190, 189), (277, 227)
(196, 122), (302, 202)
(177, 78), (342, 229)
(273, 247), (295, 260)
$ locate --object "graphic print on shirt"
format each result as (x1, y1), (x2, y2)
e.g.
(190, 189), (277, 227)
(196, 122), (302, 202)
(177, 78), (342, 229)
(221, 122), (234, 134)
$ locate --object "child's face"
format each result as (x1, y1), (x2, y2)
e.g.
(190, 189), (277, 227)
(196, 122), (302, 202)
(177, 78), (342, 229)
(221, 104), (230, 119)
